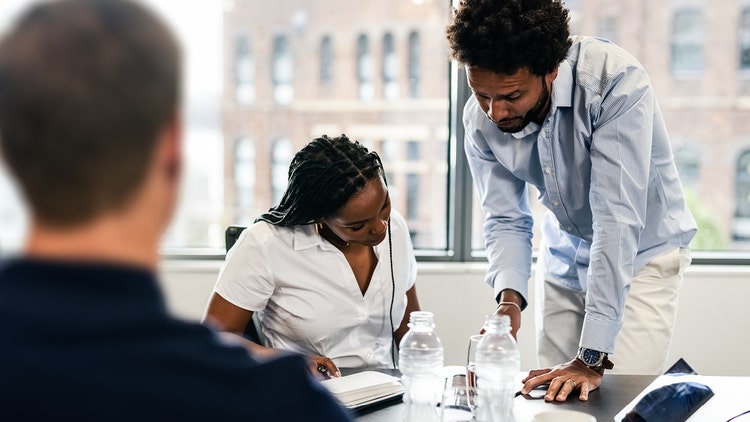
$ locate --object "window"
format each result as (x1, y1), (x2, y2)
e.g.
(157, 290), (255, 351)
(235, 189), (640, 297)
(3, 0), (747, 262)
(356, 34), (373, 101)
(406, 141), (420, 221)
(740, 8), (750, 71)
(734, 151), (750, 241)
(597, 17), (618, 44)
(271, 139), (293, 205)
(320, 35), (333, 85)
(673, 141), (701, 192)
(234, 35), (254, 105)
(382, 33), (399, 100)
(272, 34), (293, 105)
(408, 31), (420, 98)
(671, 8), (705, 74)
(233, 137), (256, 223)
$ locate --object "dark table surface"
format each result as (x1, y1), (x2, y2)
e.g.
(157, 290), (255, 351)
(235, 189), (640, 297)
(346, 368), (655, 422)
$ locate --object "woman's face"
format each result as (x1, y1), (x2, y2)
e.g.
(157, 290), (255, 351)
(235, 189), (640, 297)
(321, 177), (391, 247)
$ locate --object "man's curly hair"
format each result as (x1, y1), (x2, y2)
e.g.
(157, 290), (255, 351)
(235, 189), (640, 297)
(446, 0), (572, 76)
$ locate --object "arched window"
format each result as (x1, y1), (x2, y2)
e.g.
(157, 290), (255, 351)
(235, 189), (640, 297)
(671, 8), (704, 74)
(272, 139), (294, 204)
(320, 35), (333, 85)
(382, 33), (399, 100)
(272, 34), (293, 104)
(233, 137), (256, 218)
(408, 31), (420, 98)
(356, 34), (373, 100)
(234, 35), (254, 105)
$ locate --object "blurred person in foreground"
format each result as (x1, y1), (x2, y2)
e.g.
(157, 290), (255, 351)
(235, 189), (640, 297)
(446, 0), (696, 402)
(0, 0), (352, 420)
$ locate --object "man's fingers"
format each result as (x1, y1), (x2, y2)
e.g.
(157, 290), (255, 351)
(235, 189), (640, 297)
(579, 382), (590, 401)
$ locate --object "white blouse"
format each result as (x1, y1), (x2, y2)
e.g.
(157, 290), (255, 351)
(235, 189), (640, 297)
(213, 210), (417, 369)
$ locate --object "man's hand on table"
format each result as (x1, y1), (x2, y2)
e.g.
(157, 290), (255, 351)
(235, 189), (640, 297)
(521, 358), (603, 402)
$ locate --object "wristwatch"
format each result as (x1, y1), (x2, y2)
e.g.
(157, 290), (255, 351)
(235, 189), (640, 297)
(576, 347), (614, 374)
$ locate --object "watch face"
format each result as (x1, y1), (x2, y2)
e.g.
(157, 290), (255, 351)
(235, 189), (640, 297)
(582, 348), (602, 366)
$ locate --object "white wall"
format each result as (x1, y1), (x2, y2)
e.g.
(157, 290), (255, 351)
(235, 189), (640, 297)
(158, 261), (750, 376)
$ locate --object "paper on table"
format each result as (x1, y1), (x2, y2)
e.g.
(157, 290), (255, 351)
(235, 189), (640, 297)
(613, 374), (750, 421)
(321, 371), (405, 409)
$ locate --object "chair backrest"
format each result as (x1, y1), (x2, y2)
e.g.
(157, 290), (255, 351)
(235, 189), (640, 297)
(223, 225), (265, 346)
(225, 225), (248, 252)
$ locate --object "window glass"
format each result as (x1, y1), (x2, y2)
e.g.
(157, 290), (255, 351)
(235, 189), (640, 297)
(9, 1), (747, 257)
(671, 8), (705, 74)
(740, 8), (750, 71)
(320, 35), (333, 85)
(235, 35), (255, 105)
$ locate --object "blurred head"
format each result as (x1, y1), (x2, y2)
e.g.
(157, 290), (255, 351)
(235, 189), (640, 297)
(256, 134), (389, 235)
(0, 0), (181, 227)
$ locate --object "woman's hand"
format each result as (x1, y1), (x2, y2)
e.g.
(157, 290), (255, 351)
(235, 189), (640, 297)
(309, 355), (341, 380)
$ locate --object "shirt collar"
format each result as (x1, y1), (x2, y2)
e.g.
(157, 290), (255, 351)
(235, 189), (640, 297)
(552, 60), (573, 109)
(509, 60), (573, 139)
(291, 222), (385, 257)
(293, 224), (335, 251)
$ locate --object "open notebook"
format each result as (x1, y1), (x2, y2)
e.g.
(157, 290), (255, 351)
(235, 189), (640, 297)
(321, 371), (405, 410)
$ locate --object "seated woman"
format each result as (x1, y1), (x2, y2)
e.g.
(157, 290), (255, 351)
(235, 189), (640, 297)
(203, 134), (421, 377)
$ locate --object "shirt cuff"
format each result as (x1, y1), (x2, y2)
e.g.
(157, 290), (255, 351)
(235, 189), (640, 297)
(491, 270), (530, 310)
(579, 314), (622, 354)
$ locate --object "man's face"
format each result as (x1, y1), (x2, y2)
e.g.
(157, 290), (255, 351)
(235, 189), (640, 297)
(466, 66), (557, 133)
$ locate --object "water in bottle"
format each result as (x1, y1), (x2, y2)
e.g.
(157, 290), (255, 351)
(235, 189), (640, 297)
(398, 311), (444, 422)
(475, 314), (520, 422)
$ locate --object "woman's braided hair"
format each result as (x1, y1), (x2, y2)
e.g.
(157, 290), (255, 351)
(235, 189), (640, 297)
(255, 134), (385, 226)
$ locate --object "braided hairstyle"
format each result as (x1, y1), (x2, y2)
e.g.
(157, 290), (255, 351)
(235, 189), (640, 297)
(256, 134), (385, 226)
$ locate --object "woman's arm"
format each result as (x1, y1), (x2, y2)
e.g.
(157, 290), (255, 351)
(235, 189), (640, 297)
(203, 293), (340, 377)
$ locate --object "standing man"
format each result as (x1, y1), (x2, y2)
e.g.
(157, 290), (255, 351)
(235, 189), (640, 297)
(446, 0), (696, 402)
(0, 0), (351, 420)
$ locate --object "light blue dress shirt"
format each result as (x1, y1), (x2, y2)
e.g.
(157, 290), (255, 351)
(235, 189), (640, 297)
(463, 36), (697, 353)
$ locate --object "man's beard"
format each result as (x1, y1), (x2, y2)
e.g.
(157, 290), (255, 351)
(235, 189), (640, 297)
(495, 78), (550, 133)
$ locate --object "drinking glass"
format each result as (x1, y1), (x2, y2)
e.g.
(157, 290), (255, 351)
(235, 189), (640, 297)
(466, 334), (483, 390)
(440, 375), (475, 422)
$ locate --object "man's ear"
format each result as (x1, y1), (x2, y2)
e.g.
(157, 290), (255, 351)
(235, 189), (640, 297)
(546, 66), (559, 84)
(162, 112), (182, 181)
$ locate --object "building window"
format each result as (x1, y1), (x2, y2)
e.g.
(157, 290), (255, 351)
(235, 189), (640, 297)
(673, 142), (701, 192)
(406, 141), (420, 221)
(408, 31), (420, 98)
(233, 137), (256, 221)
(382, 33), (399, 100)
(734, 150), (750, 240)
(234, 35), (254, 105)
(597, 17), (618, 45)
(356, 34), (373, 100)
(272, 34), (294, 105)
(271, 139), (293, 204)
(671, 8), (704, 74)
(740, 8), (750, 71)
(320, 35), (333, 85)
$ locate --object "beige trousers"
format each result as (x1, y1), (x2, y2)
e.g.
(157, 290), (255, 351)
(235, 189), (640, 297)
(534, 247), (692, 375)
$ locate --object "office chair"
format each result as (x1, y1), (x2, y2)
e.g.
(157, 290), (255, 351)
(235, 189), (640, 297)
(224, 225), (266, 346)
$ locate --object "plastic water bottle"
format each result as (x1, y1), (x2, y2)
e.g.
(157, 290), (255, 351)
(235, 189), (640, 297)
(475, 314), (520, 422)
(398, 311), (444, 422)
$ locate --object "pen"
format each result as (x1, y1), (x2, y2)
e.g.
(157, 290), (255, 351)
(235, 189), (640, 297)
(317, 364), (331, 378)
